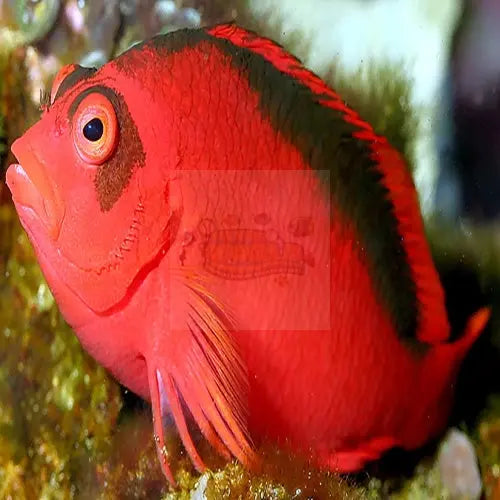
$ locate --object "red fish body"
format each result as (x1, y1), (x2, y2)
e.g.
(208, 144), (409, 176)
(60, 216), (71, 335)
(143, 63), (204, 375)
(6, 25), (489, 483)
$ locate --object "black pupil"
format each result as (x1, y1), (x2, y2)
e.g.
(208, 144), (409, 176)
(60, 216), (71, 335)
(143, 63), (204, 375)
(83, 118), (104, 141)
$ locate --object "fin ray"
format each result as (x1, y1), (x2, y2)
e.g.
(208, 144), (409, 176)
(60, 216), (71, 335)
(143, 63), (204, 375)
(157, 369), (206, 472)
(151, 269), (258, 474)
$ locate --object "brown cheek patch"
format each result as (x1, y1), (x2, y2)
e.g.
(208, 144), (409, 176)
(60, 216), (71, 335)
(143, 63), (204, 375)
(94, 90), (146, 212)
(70, 85), (146, 212)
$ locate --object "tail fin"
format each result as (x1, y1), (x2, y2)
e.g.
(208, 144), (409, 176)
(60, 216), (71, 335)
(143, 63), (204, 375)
(451, 307), (490, 356)
(402, 307), (490, 449)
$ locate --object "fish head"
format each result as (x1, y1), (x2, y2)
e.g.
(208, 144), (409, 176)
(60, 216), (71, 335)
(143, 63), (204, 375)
(6, 59), (182, 318)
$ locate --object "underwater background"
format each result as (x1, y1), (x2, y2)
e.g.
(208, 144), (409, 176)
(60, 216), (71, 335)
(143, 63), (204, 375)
(1, 0), (500, 498)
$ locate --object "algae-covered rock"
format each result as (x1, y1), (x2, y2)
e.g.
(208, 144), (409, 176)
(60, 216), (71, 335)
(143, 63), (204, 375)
(0, 45), (37, 177)
(0, 205), (122, 498)
(477, 396), (500, 499)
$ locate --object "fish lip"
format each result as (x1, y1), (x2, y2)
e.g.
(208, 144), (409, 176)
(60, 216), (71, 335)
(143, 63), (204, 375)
(6, 147), (65, 241)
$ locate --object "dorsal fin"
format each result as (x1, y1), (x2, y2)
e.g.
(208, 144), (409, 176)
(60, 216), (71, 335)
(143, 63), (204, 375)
(205, 23), (450, 345)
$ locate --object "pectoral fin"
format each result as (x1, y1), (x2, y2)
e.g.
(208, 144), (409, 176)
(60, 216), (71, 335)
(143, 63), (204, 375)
(147, 271), (258, 484)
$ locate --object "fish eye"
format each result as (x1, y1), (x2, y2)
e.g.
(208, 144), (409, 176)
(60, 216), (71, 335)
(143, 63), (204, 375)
(73, 92), (118, 165)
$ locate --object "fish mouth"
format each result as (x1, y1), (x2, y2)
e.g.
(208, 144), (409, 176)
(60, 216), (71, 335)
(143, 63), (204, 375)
(6, 140), (65, 241)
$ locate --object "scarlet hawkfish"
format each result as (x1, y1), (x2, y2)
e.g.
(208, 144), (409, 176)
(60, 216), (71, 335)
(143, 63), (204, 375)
(6, 24), (490, 484)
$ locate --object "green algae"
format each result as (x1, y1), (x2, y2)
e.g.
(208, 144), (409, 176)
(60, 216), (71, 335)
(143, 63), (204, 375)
(0, 45), (37, 179)
(0, 47), (12, 167)
(358, 463), (445, 500)
(391, 465), (446, 500)
(0, 205), (122, 498)
(476, 395), (500, 498)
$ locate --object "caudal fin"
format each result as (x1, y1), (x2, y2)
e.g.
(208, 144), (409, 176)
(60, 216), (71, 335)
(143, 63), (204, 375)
(452, 307), (491, 356)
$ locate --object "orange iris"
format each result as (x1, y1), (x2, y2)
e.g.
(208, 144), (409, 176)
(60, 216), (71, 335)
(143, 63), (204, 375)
(73, 92), (118, 165)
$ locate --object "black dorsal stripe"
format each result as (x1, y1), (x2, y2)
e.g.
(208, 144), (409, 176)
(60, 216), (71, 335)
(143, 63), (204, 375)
(132, 27), (419, 342)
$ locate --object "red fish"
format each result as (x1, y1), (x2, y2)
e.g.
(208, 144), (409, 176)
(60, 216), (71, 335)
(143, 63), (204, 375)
(6, 24), (489, 484)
